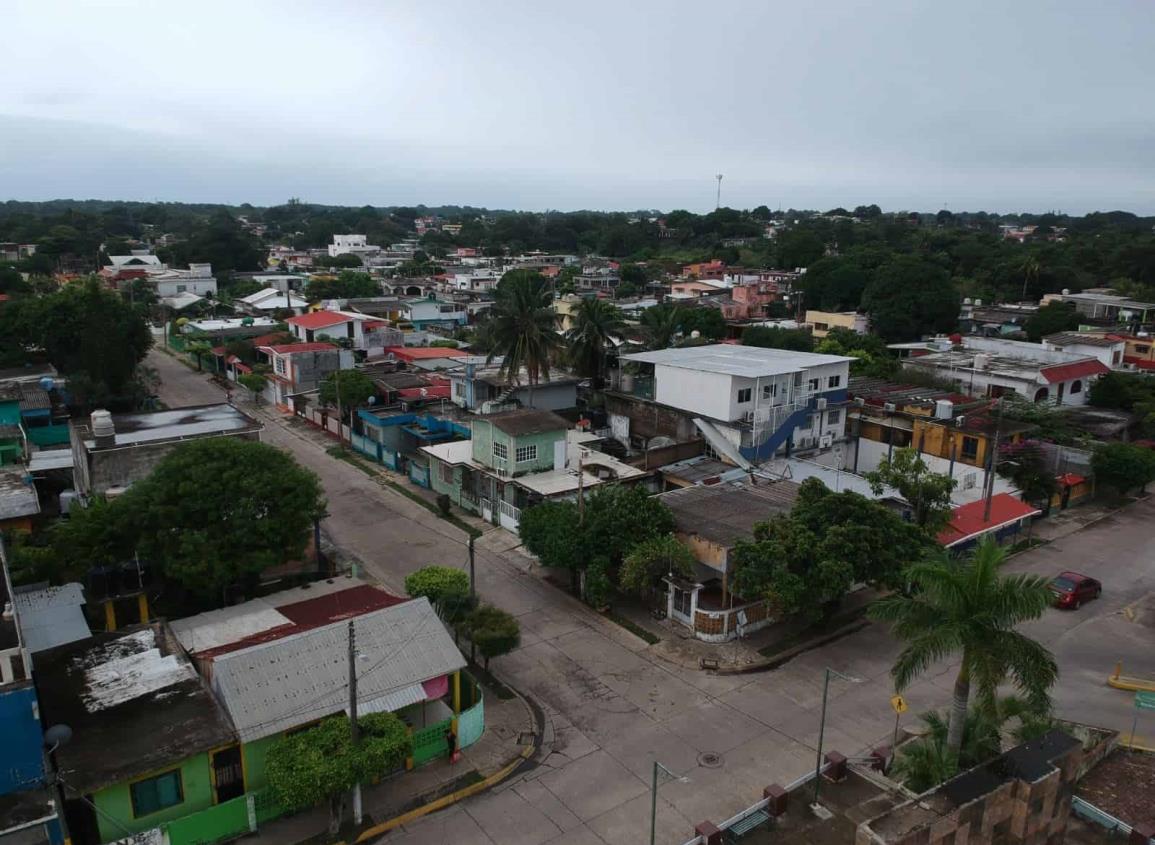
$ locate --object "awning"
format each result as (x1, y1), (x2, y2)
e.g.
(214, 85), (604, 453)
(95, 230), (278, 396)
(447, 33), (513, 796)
(358, 683), (427, 716)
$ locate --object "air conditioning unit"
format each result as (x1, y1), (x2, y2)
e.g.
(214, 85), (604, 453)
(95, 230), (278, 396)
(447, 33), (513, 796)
(854, 396), (865, 407)
(815, 398), (827, 411)
(883, 402), (897, 412)
(819, 434), (833, 448)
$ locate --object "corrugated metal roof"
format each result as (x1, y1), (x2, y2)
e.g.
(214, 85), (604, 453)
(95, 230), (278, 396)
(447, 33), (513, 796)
(13, 582), (91, 653)
(209, 597), (465, 742)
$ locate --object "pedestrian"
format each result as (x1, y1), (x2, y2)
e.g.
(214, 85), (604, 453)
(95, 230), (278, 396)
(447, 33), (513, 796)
(446, 726), (459, 763)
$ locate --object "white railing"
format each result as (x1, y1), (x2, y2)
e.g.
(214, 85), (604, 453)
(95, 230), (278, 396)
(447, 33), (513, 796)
(497, 499), (521, 521)
(1072, 796), (1151, 842)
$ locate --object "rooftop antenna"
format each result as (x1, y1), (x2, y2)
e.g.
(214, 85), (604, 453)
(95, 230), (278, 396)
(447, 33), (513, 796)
(715, 174), (724, 210)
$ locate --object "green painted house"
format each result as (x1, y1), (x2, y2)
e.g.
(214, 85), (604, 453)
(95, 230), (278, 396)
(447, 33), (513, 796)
(0, 385), (23, 465)
(36, 624), (241, 845)
(422, 408), (645, 530)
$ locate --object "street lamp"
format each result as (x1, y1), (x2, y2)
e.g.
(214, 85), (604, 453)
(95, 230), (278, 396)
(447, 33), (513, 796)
(813, 667), (863, 809)
(650, 760), (688, 845)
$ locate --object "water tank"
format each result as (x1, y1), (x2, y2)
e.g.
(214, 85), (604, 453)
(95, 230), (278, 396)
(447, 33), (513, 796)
(963, 298), (972, 306)
(59, 489), (79, 516)
(1062, 288), (1071, 295)
(934, 399), (954, 420)
(973, 353), (991, 370)
(690, 330), (701, 339)
(90, 409), (116, 447)
(974, 298), (983, 307)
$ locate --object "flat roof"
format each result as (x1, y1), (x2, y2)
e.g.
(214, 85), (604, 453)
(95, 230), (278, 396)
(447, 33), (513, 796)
(482, 408), (570, 437)
(36, 624), (236, 794)
(0, 467), (40, 520)
(80, 403), (261, 449)
(621, 344), (853, 378)
(660, 480), (801, 548)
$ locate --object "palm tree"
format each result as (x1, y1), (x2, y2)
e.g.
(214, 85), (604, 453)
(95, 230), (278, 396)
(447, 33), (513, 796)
(891, 709), (1001, 792)
(639, 303), (683, 350)
(868, 538), (1057, 756)
(1017, 254), (1041, 300)
(485, 271), (562, 404)
(566, 298), (625, 387)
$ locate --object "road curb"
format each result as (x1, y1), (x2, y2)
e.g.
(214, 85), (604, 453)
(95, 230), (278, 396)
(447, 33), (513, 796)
(712, 618), (872, 675)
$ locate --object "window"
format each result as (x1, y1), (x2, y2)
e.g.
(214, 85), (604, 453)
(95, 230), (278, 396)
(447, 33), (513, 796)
(762, 383), (777, 399)
(1070, 380), (1082, 394)
(1112, 351), (1122, 365)
(492, 441), (508, 460)
(274, 357), (287, 376)
(131, 770), (183, 817)
(515, 444), (538, 463)
(440, 462), (454, 484)
(737, 388), (752, 404)
(807, 377), (820, 392)
(828, 374), (842, 388)
(1136, 344), (1151, 354)
(826, 409), (841, 425)
(961, 436), (979, 460)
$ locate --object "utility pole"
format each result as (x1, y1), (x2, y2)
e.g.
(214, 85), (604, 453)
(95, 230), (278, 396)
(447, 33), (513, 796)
(715, 174), (724, 210)
(468, 534), (476, 600)
(348, 620), (362, 825)
(982, 396), (1004, 523)
(334, 368), (344, 446)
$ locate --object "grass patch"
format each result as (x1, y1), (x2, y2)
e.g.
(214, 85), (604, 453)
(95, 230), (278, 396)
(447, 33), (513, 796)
(604, 609), (661, 645)
(757, 605), (870, 659)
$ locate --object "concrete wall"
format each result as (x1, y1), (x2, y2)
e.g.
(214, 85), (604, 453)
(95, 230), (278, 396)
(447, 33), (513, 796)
(94, 750), (215, 843)
(82, 431), (262, 496)
(653, 367), (736, 421)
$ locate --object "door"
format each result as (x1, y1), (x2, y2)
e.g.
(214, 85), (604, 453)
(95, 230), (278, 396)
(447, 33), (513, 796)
(212, 745), (245, 803)
(64, 796), (101, 845)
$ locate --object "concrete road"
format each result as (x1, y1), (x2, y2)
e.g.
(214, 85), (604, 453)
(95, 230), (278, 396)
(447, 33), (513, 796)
(148, 350), (1155, 845)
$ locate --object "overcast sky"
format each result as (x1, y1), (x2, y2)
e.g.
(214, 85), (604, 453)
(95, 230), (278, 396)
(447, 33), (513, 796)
(3, 0), (1153, 214)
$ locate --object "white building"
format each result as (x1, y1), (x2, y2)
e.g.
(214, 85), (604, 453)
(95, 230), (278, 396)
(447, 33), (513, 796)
(150, 263), (217, 297)
(902, 336), (1109, 406)
(618, 344), (854, 464)
(449, 271), (500, 293)
(237, 287), (309, 315)
(328, 234), (382, 259)
(1041, 332), (1126, 370)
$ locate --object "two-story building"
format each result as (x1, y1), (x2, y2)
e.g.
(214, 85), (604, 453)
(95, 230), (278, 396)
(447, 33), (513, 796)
(803, 310), (869, 338)
(258, 342), (354, 409)
(328, 234), (381, 259)
(402, 295), (468, 330)
(448, 360), (580, 413)
(1040, 332), (1125, 369)
(615, 345), (854, 465)
(284, 310), (398, 354)
(236, 287), (308, 316)
(422, 409), (643, 531)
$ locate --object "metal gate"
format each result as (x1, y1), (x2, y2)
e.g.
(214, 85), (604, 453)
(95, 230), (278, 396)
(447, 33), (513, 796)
(411, 718), (453, 766)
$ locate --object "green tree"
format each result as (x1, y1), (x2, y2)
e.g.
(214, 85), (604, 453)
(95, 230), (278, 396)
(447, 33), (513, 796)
(639, 303), (684, 350)
(313, 253), (364, 269)
(890, 709), (1000, 792)
(124, 438), (324, 598)
(519, 500), (585, 573)
(815, 327), (901, 378)
(305, 270), (380, 300)
(862, 256), (960, 342)
(868, 539), (1057, 756)
(319, 370), (378, 418)
(1023, 301), (1080, 343)
(485, 270), (562, 401)
(0, 278), (152, 402)
(1091, 442), (1155, 495)
(405, 565), (469, 604)
(1087, 371), (1155, 411)
(566, 298), (625, 384)
(186, 340), (213, 372)
(742, 326), (814, 351)
(584, 484), (676, 566)
(265, 713), (411, 836)
(237, 372), (267, 404)
(619, 535), (696, 602)
(866, 448), (956, 533)
(462, 604), (520, 669)
(583, 556), (614, 609)
(996, 440), (1058, 506)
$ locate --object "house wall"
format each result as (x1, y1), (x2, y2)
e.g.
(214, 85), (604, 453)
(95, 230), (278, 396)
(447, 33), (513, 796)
(75, 431), (262, 496)
(94, 751), (215, 844)
(0, 399), (21, 426)
(510, 382), (578, 412)
(653, 367), (738, 421)
(156, 278), (217, 298)
(470, 421), (564, 475)
(0, 683), (45, 796)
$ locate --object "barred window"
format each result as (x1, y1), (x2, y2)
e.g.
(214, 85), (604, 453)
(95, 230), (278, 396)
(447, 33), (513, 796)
(492, 442), (508, 460)
(515, 444), (538, 463)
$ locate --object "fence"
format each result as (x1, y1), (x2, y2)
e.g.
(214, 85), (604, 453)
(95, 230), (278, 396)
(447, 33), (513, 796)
(161, 789), (286, 845)
(412, 718), (454, 766)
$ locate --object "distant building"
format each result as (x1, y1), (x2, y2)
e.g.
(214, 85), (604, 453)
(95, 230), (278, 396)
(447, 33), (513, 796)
(804, 309), (869, 338)
(401, 295), (468, 330)
(258, 343), (354, 409)
(236, 287), (308, 316)
(328, 234), (381, 259)
(448, 360), (580, 413)
(1041, 332), (1125, 369)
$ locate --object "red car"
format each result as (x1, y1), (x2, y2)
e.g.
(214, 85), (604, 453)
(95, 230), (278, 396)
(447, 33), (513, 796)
(1049, 572), (1101, 609)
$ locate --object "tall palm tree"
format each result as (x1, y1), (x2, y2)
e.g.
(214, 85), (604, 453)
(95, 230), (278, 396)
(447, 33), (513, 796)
(639, 303), (683, 350)
(485, 271), (562, 403)
(868, 539), (1057, 756)
(1018, 254), (1041, 300)
(566, 298), (625, 387)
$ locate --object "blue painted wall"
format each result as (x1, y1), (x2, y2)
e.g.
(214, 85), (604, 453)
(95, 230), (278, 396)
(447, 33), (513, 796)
(0, 684), (46, 795)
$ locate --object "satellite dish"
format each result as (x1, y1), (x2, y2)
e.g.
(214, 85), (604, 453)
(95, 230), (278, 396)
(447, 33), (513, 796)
(367, 396), (377, 405)
(39, 376), (55, 391)
(44, 724), (72, 750)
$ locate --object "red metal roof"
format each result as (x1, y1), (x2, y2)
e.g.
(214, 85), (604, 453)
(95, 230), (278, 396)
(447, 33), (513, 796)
(196, 585), (407, 659)
(287, 311), (353, 329)
(397, 384), (452, 399)
(937, 493), (1041, 547)
(261, 342), (336, 354)
(1040, 359), (1109, 384)
(1057, 473), (1086, 487)
(1124, 356), (1155, 371)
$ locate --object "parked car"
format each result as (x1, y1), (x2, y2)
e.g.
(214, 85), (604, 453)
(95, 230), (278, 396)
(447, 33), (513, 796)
(1049, 572), (1101, 609)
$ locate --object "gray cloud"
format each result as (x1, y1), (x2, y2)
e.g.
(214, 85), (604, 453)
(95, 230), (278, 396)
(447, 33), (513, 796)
(2, 0), (1153, 213)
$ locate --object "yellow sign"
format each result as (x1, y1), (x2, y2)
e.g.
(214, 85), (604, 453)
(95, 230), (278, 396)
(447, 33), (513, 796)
(890, 694), (908, 714)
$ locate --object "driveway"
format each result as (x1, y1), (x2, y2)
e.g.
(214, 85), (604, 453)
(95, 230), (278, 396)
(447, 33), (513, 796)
(148, 352), (1155, 845)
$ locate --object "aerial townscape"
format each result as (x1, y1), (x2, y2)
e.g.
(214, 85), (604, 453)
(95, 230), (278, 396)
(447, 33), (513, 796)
(2, 3), (1154, 845)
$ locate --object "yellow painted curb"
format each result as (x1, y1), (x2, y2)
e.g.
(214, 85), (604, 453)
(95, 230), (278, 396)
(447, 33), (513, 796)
(344, 743), (535, 844)
(1107, 663), (1155, 692)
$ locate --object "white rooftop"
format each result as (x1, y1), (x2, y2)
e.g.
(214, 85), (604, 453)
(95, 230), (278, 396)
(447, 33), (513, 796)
(84, 403), (261, 448)
(621, 344), (853, 378)
(240, 287), (308, 309)
(184, 317), (278, 332)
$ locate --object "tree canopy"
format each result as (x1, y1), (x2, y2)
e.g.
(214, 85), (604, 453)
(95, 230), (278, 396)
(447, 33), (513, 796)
(866, 448), (956, 532)
(485, 271), (562, 388)
(862, 256), (960, 342)
(51, 438), (325, 599)
(319, 369), (378, 414)
(619, 535), (696, 601)
(1091, 442), (1155, 495)
(1023, 301), (1080, 343)
(305, 270), (380, 300)
(742, 326), (814, 351)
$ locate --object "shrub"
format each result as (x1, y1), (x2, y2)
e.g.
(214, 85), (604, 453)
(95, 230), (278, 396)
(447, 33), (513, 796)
(463, 604), (520, 669)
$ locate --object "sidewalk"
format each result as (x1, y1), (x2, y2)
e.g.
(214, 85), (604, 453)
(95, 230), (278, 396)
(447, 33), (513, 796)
(1030, 499), (1136, 544)
(245, 679), (537, 845)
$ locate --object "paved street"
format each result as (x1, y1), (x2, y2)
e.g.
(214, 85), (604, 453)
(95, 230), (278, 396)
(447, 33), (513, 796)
(148, 348), (1155, 845)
